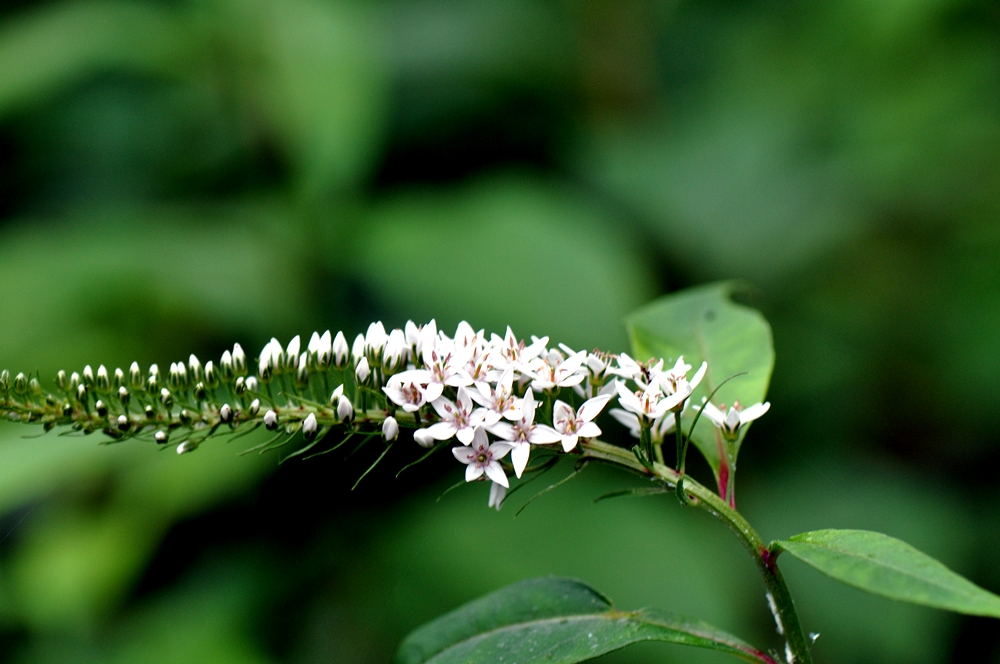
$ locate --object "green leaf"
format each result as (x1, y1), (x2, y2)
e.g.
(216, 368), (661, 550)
(626, 282), (774, 476)
(394, 576), (776, 664)
(775, 529), (1000, 618)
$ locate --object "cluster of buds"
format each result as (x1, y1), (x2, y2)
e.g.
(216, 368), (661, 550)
(0, 320), (768, 510)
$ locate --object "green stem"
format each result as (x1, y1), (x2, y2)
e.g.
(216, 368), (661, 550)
(581, 439), (813, 664)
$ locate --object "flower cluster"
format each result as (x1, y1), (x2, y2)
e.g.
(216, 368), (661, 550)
(0, 319), (769, 511)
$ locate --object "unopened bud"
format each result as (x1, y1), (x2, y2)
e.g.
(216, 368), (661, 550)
(160, 388), (173, 408)
(285, 336), (301, 373)
(355, 357), (371, 385)
(130, 362), (142, 388)
(83, 365), (95, 387)
(114, 367), (125, 388)
(29, 377), (42, 396)
(248, 398), (260, 417)
(77, 384), (88, 403)
(118, 386), (130, 407)
(318, 330), (333, 368)
(193, 382), (207, 401)
(145, 405), (155, 419)
(296, 354), (309, 386)
(95, 400), (108, 418)
(0, 369), (9, 392)
(245, 376), (259, 393)
(258, 356), (272, 383)
(14, 372), (28, 395)
(235, 376), (247, 395)
(146, 374), (159, 393)
(365, 321), (387, 363)
(352, 334), (365, 367)
(117, 415), (131, 432)
(176, 440), (197, 454)
(62, 402), (73, 417)
(204, 361), (218, 388)
(337, 395), (354, 423)
(69, 371), (80, 391)
(302, 413), (318, 440)
(188, 355), (203, 383)
(97, 365), (110, 391)
(383, 416), (399, 442)
(232, 344), (247, 376)
(179, 409), (193, 425)
(333, 331), (349, 368)
(414, 428), (435, 448)
(264, 410), (279, 430)
(57, 370), (68, 391)
(330, 384), (344, 405)
(155, 430), (168, 444)
(219, 351), (234, 381)
(220, 404), (233, 424)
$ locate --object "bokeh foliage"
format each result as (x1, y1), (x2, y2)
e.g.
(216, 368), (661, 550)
(1, 0), (999, 662)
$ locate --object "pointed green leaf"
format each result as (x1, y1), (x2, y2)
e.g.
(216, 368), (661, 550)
(395, 576), (777, 664)
(775, 529), (1000, 618)
(626, 282), (774, 476)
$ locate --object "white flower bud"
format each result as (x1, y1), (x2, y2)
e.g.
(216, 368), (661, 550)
(355, 356), (370, 385)
(176, 440), (197, 454)
(97, 365), (110, 391)
(285, 336), (301, 372)
(160, 387), (173, 408)
(248, 398), (260, 417)
(148, 363), (160, 377)
(318, 330), (333, 368)
(95, 399), (108, 417)
(220, 351), (234, 380)
(114, 367), (125, 388)
(258, 354), (273, 382)
(188, 355), (203, 383)
(220, 404), (233, 423)
(83, 365), (95, 387)
(334, 331), (349, 368)
(245, 376), (259, 392)
(232, 343), (247, 376)
(117, 414), (131, 432)
(329, 384), (344, 405)
(56, 370), (68, 391)
(382, 416), (399, 442)
(129, 362), (142, 388)
(154, 430), (168, 444)
(264, 409), (279, 430)
(383, 329), (407, 375)
(413, 428), (435, 448)
(302, 413), (318, 440)
(118, 386), (130, 407)
(366, 321), (387, 361)
(352, 334), (365, 366)
(69, 371), (81, 390)
(405, 320), (420, 348)
(235, 376), (246, 395)
(296, 353), (309, 386)
(204, 361), (218, 388)
(77, 384), (87, 402)
(337, 394), (354, 423)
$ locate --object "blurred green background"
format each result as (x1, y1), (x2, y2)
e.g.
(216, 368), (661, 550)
(1, 0), (999, 662)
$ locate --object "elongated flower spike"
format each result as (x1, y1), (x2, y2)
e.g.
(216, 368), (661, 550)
(1, 318), (771, 513)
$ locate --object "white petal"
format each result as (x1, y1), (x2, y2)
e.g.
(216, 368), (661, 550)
(528, 424), (562, 445)
(487, 421), (516, 441)
(488, 481), (507, 510)
(466, 463), (485, 482)
(521, 389), (536, 423)
(699, 402), (726, 428)
(552, 400), (575, 428)
(578, 394), (612, 422)
(426, 421), (457, 440)
(423, 382), (444, 402)
(511, 441), (530, 478)
(740, 402), (770, 424)
(415, 428), (437, 448)
(690, 361), (708, 389)
(615, 381), (643, 414)
(609, 408), (640, 435)
(489, 441), (513, 459)
(452, 445), (475, 463)
(430, 396), (455, 418)
(484, 461), (509, 488)
(561, 434), (579, 453)
(577, 422), (601, 438)
(456, 427), (476, 445)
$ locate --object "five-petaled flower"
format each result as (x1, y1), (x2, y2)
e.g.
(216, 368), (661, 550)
(452, 426), (512, 487)
(424, 386), (485, 444)
(552, 394), (611, 452)
(697, 400), (770, 441)
(488, 390), (560, 477)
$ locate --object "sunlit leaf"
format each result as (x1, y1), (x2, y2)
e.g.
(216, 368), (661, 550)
(626, 282), (773, 476)
(775, 529), (1000, 618)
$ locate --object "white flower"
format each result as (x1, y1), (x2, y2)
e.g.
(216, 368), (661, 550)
(383, 371), (433, 412)
(657, 356), (708, 411)
(488, 481), (507, 511)
(383, 416), (399, 441)
(413, 428), (436, 448)
(452, 426), (512, 487)
(527, 349), (587, 392)
(469, 368), (521, 425)
(552, 394), (610, 452)
(697, 400), (770, 440)
(426, 386), (485, 444)
(333, 331), (350, 368)
(488, 390), (560, 478)
(423, 348), (473, 390)
(489, 327), (548, 371)
(615, 380), (671, 421)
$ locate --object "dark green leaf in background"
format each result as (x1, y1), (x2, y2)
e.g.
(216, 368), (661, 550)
(775, 530), (1000, 618)
(626, 282), (774, 476)
(395, 576), (777, 664)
